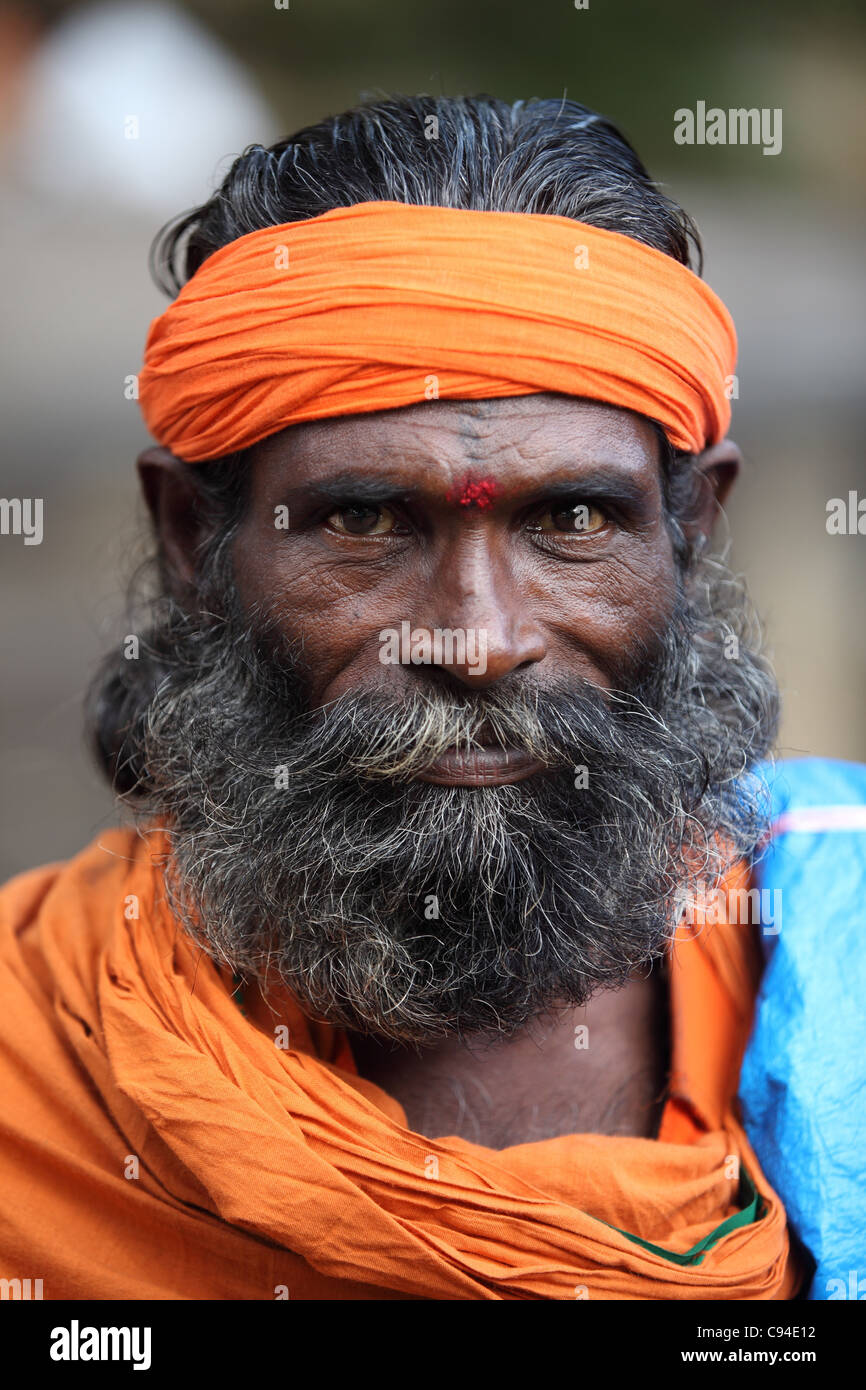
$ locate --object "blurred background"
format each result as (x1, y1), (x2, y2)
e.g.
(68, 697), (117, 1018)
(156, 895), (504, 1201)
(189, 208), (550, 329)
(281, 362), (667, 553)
(1, 0), (864, 878)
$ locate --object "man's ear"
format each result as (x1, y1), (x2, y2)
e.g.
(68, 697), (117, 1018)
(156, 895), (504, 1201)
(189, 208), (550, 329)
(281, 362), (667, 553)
(137, 446), (208, 593)
(683, 438), (742, 548)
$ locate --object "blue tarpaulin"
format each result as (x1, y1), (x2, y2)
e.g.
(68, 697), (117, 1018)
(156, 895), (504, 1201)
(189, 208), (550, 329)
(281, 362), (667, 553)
(739, 757), (866, 1299)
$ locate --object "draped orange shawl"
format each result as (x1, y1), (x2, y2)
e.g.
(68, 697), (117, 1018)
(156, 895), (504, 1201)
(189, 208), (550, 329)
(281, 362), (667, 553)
(0, 827), (803, 1299)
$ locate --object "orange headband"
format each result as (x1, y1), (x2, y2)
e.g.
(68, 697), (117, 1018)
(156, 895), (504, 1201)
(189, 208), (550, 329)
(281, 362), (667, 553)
(139, 199), (736, 462)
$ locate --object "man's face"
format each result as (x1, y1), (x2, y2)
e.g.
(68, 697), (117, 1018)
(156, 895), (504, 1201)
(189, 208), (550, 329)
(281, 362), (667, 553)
(232, 395), (677, 726)
(125, 393), (776, 1046)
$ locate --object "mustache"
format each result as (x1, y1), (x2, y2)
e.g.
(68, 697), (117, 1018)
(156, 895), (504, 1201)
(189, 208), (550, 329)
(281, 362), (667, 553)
(246, 603), (694, 787)
(287, 678), (687, 784)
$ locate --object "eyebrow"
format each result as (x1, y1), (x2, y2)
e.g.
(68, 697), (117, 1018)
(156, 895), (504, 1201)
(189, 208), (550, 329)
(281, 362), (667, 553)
(517, 473), (651, 510)
(308, 475), (416, 505)
(305, 467), (651, 510)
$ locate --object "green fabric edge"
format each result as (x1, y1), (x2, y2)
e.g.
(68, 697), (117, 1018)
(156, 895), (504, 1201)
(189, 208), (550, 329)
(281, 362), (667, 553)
(601, 1167), (767, 1267)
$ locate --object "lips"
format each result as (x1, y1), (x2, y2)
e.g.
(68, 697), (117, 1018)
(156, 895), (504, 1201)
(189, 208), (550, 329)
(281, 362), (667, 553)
(416, 745), (545, 786)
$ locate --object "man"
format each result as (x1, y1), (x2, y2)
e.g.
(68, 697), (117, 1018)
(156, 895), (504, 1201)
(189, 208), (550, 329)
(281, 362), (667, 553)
(0, 94), (828, 1299)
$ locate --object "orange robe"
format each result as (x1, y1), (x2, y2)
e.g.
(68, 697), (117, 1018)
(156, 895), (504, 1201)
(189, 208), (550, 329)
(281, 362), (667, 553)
(0, 827), (805, 1299)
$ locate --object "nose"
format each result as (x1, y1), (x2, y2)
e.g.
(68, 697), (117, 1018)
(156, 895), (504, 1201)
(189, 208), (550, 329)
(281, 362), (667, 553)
(413, 539), (547, 689)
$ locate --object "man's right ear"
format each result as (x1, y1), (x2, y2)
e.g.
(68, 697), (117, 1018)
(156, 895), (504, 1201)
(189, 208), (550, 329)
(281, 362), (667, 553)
(136, 447), (207, 593)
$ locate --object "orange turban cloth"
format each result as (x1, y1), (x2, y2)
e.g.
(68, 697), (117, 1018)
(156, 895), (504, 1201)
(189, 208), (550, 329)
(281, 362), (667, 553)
(139, 200), (737, 463)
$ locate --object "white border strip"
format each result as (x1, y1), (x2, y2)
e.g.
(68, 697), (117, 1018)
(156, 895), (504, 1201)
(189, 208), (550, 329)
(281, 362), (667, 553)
(771, 805), (866, 836)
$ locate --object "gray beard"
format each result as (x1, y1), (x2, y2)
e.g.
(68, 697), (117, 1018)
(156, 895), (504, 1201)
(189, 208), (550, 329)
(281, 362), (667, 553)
(115, 556), (778, 1047)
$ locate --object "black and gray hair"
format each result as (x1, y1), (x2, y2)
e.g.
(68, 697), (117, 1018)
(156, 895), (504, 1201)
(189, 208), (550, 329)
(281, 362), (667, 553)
(152, 93), (702, 296)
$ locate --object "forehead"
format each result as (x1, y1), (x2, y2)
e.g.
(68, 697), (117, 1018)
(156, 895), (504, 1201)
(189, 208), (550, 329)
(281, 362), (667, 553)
(245, 394), (663, 497)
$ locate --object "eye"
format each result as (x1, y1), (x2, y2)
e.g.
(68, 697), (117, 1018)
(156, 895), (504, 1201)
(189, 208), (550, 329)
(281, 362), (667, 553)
(325, 504), (399, 536)
(530, 501), (608, 535)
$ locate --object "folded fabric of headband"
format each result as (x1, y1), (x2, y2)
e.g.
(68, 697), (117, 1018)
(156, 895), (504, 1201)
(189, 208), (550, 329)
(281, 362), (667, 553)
(139, 199), (737, 463)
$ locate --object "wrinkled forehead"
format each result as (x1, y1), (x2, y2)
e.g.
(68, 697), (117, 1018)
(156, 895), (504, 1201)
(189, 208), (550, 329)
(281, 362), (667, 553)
(242, 394), (664, 502)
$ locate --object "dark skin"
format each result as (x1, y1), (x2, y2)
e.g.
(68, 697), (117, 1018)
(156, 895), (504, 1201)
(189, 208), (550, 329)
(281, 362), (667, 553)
(139, 394), (739, 1147)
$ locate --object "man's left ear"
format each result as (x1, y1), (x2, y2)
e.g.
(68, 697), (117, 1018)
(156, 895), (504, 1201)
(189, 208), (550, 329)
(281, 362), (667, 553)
(685, 438), (742, 547)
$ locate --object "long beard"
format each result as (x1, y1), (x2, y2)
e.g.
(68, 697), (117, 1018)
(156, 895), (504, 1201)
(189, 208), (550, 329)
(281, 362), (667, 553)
(117, 558), (779, 1046)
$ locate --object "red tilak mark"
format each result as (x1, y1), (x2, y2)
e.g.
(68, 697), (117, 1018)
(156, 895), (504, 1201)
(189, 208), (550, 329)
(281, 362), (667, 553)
(448, 477), (499, 510)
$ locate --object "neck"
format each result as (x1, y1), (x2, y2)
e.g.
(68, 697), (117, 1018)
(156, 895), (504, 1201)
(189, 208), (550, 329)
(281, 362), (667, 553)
(347, 967), (670, 1149)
